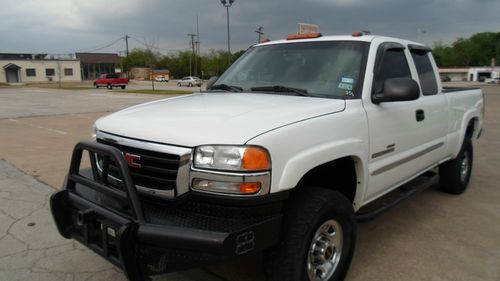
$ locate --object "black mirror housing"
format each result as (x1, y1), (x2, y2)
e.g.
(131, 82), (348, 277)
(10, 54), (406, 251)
(206, 76), (219, 90)
(372, 78), (420, 104)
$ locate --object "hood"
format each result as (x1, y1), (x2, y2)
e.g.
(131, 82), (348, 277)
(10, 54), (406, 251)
(96, 93), (345, 147)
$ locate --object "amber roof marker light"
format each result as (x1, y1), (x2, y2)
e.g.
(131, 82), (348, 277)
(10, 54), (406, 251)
(286, 33), (323, 40)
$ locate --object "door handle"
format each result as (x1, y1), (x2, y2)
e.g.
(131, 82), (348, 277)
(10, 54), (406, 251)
(416, 109), (425, 122)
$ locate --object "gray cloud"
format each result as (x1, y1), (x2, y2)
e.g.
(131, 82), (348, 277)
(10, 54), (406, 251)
(0, 0), (499, 54)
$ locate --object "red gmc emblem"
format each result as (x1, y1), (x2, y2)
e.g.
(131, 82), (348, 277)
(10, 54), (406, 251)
(124, 153), (141, 168)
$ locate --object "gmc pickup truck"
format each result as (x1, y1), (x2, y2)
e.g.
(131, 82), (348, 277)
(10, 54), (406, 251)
(94, 73), (129, 89)
(51, 33), (484, 281)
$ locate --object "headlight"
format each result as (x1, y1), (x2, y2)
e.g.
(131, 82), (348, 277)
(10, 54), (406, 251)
(91, 124), (97, 140)
(194, 145), (271, 172)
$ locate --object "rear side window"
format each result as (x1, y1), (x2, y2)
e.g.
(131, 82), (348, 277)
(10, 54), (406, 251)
(411, 52), (438, 96)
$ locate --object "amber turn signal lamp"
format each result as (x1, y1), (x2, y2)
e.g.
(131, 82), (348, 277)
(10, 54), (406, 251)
(240, 182), (261, 194)
(242, 147), (271, 170)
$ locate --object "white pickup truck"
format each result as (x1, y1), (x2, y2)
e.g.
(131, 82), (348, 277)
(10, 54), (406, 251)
(51, 33), (484, 281)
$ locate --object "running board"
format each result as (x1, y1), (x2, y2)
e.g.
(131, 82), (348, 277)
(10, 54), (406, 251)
(356, 171), (439, 222)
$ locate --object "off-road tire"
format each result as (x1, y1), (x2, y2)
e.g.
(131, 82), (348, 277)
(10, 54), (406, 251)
(439, 139), (473, 194)
(265, 187), (356, 281)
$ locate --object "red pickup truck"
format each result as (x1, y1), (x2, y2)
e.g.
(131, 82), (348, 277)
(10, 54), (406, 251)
(94, 73), (129, 89)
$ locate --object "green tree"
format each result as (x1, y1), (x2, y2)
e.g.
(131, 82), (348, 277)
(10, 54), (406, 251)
(433, 32), (500, 67)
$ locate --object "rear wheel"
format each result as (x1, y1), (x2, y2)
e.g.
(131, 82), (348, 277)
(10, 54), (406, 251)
(439, 139), (473, 194)
(265, 187), (356, 281)
(107, 84), (112, 90)
(121, 85), (126, 89)
(94, 83), (99, 88)
(189, 82), (193, 87)
(177, 82), (181, 87)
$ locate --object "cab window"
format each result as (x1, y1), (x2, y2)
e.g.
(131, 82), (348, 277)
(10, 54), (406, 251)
(411, 51), (438, 96)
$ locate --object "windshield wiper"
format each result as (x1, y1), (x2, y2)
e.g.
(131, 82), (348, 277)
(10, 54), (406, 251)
(250, 85), (308, 96)
(209, 84), (243, 92)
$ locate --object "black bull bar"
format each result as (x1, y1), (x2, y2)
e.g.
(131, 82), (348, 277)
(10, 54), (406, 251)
(50, 141), (282, 280)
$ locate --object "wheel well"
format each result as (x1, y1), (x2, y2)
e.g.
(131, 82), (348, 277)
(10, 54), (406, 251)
(465, 118), (478, 139)
(296, 157), (357, 203)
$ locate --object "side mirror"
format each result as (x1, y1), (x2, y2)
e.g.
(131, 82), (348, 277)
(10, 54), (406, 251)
(372, 78), (420, 104)
(206, 76), (219, 90)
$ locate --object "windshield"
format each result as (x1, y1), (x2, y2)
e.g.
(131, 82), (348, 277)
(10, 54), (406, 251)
(216, 41), (369, 99)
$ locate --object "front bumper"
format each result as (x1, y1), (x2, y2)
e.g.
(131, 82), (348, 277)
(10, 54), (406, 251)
(50, 142), (282, 280)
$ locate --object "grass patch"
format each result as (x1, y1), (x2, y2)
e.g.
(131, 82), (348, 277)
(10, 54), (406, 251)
(117, 89), (193, 95)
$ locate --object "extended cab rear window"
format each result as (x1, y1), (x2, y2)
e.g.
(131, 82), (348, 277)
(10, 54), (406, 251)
(411, 51), (438, 96)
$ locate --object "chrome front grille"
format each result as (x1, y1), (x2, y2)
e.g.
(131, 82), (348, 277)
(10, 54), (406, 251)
(97, 139), (180, 191)
(94, 132), (192, 199)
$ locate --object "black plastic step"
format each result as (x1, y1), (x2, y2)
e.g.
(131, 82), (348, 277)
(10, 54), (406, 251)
(356, 171), (438, 222)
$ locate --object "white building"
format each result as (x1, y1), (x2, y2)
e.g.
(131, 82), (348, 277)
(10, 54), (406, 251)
(0, 53), (82, 84)
(439, 66), (499, 82)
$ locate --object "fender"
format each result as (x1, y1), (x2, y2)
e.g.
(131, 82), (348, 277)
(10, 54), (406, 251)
(448, 98), (483, 159)
(246, 101), (370, 209)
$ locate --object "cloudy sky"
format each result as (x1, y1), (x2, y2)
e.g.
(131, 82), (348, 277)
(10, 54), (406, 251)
(0, 0), (498, 55)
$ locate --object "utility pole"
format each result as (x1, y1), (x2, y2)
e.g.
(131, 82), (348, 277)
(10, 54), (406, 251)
(118, 51), (125, 78)
(188, 34), (197, 76)
(196, 15), (201, 78)
(220, 0), (235, 66)
(125, 35), (130, 78)
(255, 27), (264, 43)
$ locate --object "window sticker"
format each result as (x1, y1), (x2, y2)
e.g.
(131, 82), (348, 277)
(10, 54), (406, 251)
(341, 77), (354, 84)
(338, 83), (353, 90)
(339, 77), (355, 96)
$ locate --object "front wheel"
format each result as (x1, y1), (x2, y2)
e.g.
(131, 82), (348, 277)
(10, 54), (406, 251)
(265, 187), (356, 281)
(177, 83), (181, 87)
(439, 139), (473, 194)
(121, 85), (126, 89)
(107, 84), (112, 90)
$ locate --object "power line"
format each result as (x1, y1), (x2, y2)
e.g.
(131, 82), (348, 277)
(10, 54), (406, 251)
(77, 36), (125, 53)
(128, 36), (184, 52)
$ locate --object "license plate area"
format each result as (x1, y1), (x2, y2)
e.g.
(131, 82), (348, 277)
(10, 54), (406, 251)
(69, 207), (125, 267)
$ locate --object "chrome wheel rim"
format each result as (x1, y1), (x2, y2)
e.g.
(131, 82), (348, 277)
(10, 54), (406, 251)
(460, 151), (470, 184)
(307, 219), (343, 281)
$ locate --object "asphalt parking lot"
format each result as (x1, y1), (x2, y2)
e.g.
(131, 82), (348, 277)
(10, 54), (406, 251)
(0, 83), (499, 281)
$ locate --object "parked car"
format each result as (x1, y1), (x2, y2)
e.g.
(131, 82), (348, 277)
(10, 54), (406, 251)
(154, 76), (169, 82)
(441, 76), (451, 82)
(177, 76), (202, 87)
(485, 77), (500, 84)
(51, 34), (484, 281)
(93, 73), (129, 89)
